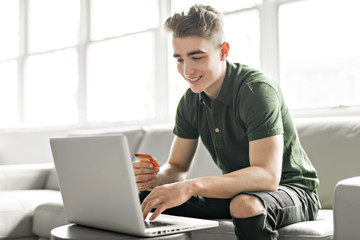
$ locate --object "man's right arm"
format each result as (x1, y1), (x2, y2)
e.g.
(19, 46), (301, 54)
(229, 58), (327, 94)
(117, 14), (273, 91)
(132, 136), (198, 191)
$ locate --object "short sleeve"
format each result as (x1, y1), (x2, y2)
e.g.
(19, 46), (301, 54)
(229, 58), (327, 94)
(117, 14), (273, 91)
(173, 90), (199, 139)
(239, 81), (284, 141)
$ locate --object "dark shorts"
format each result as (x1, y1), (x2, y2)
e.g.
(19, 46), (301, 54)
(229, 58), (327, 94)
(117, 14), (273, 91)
(139, 184), (319, 230)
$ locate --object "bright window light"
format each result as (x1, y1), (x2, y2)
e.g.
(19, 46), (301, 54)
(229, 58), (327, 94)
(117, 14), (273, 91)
(24, 49), (78, 126)
(224, 9), (260, 69)
(0, 61), (18, 127)
(87, 32), (156, 123)
(279, 0), (360, 109)
(171, 0), (262, 13)
(28, 0), (80, 53)
(90, 0), (159, 41)
(0, 0), (19, 61)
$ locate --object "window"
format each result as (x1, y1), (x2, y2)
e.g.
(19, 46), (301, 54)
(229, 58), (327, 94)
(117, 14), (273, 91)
(1, 0), (359, 131)
(0, 61), (18, 127)
(87, 32), (156, 122)
(87, 0), (159, 123)
(0, 0), (19, 128)
(278, 0), (360, 110)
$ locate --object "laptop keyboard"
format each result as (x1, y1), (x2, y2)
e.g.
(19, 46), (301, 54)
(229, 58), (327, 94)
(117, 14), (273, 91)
(144, 221), (174, 228)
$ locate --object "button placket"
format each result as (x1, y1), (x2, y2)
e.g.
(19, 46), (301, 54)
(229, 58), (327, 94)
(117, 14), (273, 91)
(212, 101), (223, 149)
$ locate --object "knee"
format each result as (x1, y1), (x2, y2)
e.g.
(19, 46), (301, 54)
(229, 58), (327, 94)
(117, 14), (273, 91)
(230, 194), (265, 219)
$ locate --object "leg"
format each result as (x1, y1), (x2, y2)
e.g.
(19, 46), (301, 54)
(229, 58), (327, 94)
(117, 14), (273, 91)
(230, 185), (320, 240)
(230, 194), (265, 218)
(230, 194), (278, 240)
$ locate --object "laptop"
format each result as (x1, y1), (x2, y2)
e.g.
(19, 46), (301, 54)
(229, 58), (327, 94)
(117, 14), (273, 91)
(50, 134), (218, 237)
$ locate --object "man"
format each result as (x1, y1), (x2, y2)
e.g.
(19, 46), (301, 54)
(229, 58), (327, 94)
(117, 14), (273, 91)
(132, 5), (320, 240)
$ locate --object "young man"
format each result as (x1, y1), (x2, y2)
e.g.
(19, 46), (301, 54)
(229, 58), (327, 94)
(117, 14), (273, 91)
(132, 5), (320, 240)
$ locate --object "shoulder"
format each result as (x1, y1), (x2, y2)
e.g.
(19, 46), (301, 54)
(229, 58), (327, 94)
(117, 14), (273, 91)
(237, 66), (281, 102)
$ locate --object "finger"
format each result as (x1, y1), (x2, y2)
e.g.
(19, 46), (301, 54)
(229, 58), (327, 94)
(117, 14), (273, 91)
(134, 167), (157, 176)
(149, 205), (167, 221)
(135, 173), (156, 182)
(141, 193), (164, 219)
(133, 161), (155, 169)
(137, 179), (155, 191)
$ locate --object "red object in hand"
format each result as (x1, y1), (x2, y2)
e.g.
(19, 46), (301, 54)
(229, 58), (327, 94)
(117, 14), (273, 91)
(134, 153), (160, 168)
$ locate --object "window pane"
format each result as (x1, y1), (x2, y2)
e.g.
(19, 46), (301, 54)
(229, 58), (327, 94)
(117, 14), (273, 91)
(0, 61), (18, 127)
(224, 10), (260, 69)
(0, 0), (19, 61)
(87, 32), (156, 122)
(28, 0), (80, 53)
(172, 0), (262, 13)
(91, 0), (159, 41)
(279, 0), (360, 109)
(24, 49), (78, 126)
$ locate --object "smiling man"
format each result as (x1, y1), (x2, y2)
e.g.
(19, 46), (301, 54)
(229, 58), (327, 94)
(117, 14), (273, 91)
(132, 5), (320, 240)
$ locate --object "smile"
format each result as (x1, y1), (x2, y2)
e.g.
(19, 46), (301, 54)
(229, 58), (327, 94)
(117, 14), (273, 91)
(188, 76), (202, 82)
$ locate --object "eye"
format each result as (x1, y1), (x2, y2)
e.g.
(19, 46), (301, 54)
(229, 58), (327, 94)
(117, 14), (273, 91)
(176, 58), (183, 63)
(192, 56), (203, 60)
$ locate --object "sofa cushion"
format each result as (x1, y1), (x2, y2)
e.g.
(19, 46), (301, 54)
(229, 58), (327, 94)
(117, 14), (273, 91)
(0, 163), (53, 190)
(294, 117), (360, 209)
(33, 202), (67, 239)
(0, 190), (62, 239)
(191, 209), (333, 240)
(277, 209), (333, 240)
(45, 167), (60, 190)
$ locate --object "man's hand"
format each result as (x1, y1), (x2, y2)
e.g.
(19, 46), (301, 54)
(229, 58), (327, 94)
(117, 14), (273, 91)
(132, 161), (160, 191)
(141, 181), (193, 221)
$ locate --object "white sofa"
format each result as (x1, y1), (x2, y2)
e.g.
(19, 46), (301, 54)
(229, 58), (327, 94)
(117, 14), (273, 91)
(1, 117), (360, 240)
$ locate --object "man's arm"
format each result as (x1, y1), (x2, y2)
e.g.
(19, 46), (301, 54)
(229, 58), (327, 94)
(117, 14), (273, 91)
(132, 136), (198, 191)
(188, 134), (283, 198)
(141, 134), (283, 220)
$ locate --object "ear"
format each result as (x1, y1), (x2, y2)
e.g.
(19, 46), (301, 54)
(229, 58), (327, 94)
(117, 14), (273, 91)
(220, 42), (229, 60)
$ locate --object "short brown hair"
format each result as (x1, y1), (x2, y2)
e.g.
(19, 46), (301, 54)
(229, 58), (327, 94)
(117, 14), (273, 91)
(164, 5), (224, 47)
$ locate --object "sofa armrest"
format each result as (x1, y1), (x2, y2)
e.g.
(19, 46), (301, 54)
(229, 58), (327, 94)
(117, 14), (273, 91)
(333, 176), (360, 240)
(0, 163), (53, 190)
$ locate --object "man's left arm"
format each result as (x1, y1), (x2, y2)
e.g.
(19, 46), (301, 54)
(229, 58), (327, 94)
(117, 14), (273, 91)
(188, 133), (283, 198)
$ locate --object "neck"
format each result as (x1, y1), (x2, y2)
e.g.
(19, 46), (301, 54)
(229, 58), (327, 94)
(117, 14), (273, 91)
(205, 61), (227, 100)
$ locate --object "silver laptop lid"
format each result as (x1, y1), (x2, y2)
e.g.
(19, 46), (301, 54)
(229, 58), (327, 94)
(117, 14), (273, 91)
(50, 135), (146, 236)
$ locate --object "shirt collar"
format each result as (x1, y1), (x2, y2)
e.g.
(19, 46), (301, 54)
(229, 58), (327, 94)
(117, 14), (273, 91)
(199, 61), (235, 107)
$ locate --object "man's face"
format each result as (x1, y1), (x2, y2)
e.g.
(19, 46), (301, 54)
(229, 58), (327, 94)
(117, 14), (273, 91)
(172, 36), (227, 99)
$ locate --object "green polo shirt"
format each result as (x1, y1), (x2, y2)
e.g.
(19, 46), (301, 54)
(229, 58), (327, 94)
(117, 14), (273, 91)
(173, 61), (319, 193)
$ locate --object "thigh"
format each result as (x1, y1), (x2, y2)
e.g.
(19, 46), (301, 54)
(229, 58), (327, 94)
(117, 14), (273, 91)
(139, 191), (232, 219)
(240, 185), (319, 229)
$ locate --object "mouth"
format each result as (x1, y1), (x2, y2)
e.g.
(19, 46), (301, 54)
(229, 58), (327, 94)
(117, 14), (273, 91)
(188, 75), (202, 83)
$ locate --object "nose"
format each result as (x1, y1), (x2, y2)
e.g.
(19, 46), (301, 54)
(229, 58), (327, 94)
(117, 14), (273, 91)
(183, 62), (195, 77)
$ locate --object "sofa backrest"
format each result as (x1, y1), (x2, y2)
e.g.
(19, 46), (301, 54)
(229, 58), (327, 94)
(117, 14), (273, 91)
(0, 163), (53, 190)
(136, 118), (360, 209)
(134, 126), (223, 178)
(294, 117), (360, 209)
(43, 118), (360, 209)
(134, 125), (175, 164)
